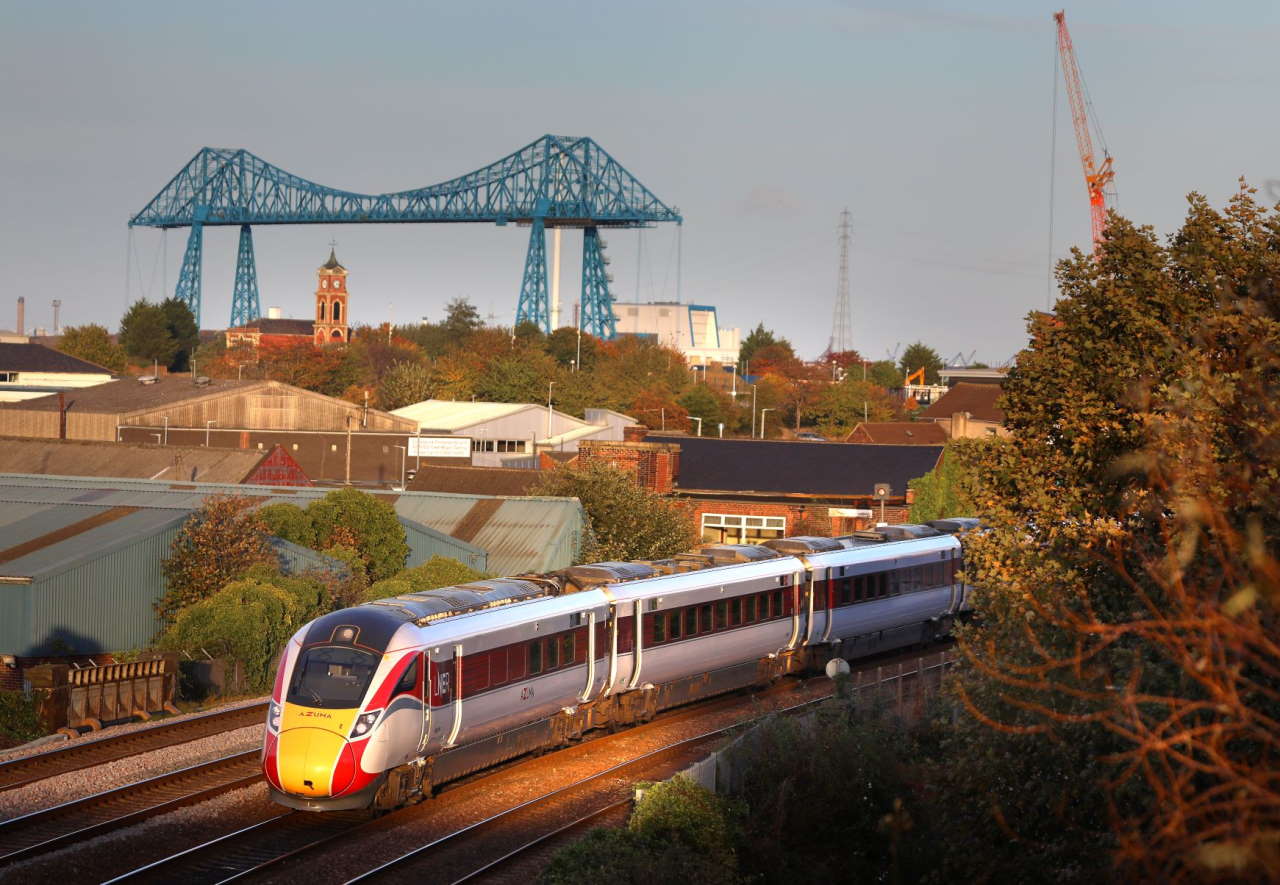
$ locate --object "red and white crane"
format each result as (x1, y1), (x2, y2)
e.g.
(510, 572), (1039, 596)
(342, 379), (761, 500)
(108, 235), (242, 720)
(1054, 10), (1114, 249)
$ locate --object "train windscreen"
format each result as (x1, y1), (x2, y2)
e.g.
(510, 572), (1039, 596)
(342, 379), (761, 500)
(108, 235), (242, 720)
(287, 646), (379, 709)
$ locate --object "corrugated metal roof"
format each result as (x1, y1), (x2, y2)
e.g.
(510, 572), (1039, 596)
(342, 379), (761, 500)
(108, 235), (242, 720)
(0, 437), (267, 483)
(0, 474), (584, 576)
(0, 506), (187, 581)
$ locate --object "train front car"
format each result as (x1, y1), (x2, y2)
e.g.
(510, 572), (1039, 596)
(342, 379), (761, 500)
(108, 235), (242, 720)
(263, 606), (420, 812)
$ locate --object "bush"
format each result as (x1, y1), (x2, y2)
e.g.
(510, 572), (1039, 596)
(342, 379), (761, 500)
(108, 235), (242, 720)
(306, 488), (409, 581)
(539, 777), (738, 885)
(258, 502), (316, 548)
(243, 564), (331, 624)
(0, 690), (43, 746)
(159, 496), (274, 624)
(363, 556), (486, 603)
(318, 545), (369, 608)
(364, 578), (412, 602)
(157, 577), (302, 692)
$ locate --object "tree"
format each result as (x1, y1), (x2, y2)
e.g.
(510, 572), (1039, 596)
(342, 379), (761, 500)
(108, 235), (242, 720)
(161, 298), (200, 372)
(530, 461), (698, 562)
(739, 323), (785, 367)
(867, 359), (902, 388)
(366, 556), (487, 602)
(677, 385), (726, 431)
(257, 502), (317, 548)
(950, 188), (1280, 879)
(441, 297), (483, 340)
(546, 326), (599, 370)
(56, 324), (126, 372)
(749, 341), (802, 380)
(159, 496), (274, 624)
(899, 341), (944, 385)
(808, 378), (896, 438)
(118, 300), (177, 367)
(907, 440), (983, 523)
(377, 360), (434, 410)
(306, 488), (409, 581)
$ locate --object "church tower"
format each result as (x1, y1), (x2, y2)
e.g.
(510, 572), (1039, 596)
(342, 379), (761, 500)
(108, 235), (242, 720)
(314, 248), (349, 345)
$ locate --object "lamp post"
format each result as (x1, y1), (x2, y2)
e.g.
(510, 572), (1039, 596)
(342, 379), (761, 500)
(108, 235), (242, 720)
(394, 444), (407, 490)
(162, 415), (168, 446)
(690, 416), (702, 436)
(204, 419), (216, 447)
(750, 384), (757, 438)
(759, 408), (774, 439)
(546, 381), (556, 438)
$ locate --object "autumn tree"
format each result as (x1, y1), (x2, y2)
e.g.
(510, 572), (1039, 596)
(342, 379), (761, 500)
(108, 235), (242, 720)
(377, 360), (433, 410)
(867, 359), (902, 389)
(119, 299), (178, 368)
(57, 324), (126, 372)
(808, 378), (896, 437)
(306, 488), (409, 581)
(531, 461), (698, 562)
(159, 496), (274, 624)
(442, 297), (483, 340)
(907, 440), (982, 523)
(738, 322), (784, 367)
(950, 187), (1280, 879)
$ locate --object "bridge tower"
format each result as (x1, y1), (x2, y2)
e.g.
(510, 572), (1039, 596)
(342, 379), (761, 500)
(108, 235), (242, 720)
(580, 227), (617, 339)
(516, 218), (550, 332)
(229, 225), (262, 328)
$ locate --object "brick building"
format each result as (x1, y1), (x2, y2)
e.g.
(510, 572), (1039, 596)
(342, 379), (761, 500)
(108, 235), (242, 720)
(225, 248), (350, 349)
(579, 428), (942, 544)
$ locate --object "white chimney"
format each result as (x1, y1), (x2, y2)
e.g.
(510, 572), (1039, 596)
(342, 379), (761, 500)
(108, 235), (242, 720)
(267, 306), (283, 319)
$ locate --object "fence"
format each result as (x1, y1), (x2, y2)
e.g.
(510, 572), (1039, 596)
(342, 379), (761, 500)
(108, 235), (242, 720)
(843, 648), (956, 716)
(26, 653), (180, 733)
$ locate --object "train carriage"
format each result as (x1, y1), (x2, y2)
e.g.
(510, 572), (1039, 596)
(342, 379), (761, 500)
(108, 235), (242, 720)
(264, 522), (976, 812)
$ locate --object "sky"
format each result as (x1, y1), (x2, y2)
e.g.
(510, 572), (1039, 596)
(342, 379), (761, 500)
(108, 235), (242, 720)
(3, 0), (1278, 364)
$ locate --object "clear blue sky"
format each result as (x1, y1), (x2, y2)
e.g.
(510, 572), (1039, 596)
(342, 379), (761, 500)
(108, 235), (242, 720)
(3, 0), (1277, 363)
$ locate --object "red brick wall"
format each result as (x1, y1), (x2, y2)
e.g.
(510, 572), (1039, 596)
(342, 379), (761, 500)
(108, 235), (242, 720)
(578, 439), (680, 493)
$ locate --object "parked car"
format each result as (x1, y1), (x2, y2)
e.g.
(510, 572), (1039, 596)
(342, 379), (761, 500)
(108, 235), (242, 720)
(795, 432), (826, 441)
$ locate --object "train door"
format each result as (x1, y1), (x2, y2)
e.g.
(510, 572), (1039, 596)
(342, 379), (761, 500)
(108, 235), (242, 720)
(416, 651), (430, 754)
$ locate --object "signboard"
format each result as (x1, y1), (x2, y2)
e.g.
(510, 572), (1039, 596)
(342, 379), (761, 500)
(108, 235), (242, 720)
(827, 508), (873, 518)
(407, 436), (472, 459)
(873, 483), (892, 499)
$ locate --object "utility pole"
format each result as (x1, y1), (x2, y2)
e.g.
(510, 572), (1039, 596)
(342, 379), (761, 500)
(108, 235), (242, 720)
(751, 385), (757, 438)
(546, 381), (555, 438)
(827, 209), (852, 357)
(344, 415), (352, 485)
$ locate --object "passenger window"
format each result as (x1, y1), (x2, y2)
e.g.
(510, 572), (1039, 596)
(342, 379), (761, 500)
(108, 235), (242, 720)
(394, 656), (419, 695)
(715, 601), (727, 630)
(546, 637), (560, 670)
(529, 641), (542, 675)
(684, 607), (698, 636)
(772, 590), (784, 617)
(745, 595), (756, 622)
(669, 612), (682, 640)
(560, 634), (574, 663)
(730, 598), (741, 625)
(700, 605), (712, 633)
(653, 613), (666, 643)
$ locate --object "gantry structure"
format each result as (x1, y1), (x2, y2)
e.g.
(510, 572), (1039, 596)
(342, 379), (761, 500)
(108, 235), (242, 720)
(129, 135), (683, 337)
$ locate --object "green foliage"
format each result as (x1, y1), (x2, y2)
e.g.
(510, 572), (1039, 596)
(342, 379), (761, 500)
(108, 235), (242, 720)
(540, 777), (738, 885)
(442, 297), (483, 340)
(676, 385), (725, 430)
(161, 298), (200, 372)
(317, 545), (369, 607)
(738, 322), (786, 367)
(157, 577), (301, 692)
(56, 324), (126, 372)
(899, 341), (944, 384)
(364, 556), (487, 602)
(908, 439), (984, 523)
(241, 563), (332, 624)
(0, 690), (44, 745)
(473, 348), (558, 403)
(118, 299), (177, 367)
(867, 358), (903, 388)
(377, 360), (433, 410)
(530, 461), (698, 562)
(159, 496), (274, 624)
(257, 502), (316, 548)
(809, 377), (897, 437)
(305, 488), (409, 581)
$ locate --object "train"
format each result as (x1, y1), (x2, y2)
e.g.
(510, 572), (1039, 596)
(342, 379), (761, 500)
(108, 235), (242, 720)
(262, 518), (979, 812)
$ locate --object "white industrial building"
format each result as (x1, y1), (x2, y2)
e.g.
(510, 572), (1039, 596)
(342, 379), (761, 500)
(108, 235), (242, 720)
(610, 302), (740, 366)
(391, 400), (635, 467)
(0, 333), (115, 403)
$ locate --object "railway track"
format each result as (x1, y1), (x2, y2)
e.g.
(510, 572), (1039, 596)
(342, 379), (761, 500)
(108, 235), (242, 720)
(0, 750), (261, 865)
(0, 702), (268, 793)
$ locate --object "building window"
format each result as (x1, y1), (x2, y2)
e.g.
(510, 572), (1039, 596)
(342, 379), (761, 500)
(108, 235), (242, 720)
(0, 372), (15, 383)
(700, 513), (786, 545)
(333, 301), (342, 322)
(318, 302), (326, 321)
(471, 439), (525, 453)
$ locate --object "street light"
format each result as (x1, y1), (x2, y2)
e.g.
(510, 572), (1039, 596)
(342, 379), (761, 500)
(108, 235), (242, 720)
(204, 419), (217, 447)
(759, 408), (774, 439)
(750, 384), (757, 437)
(689, 416), (703, 436)
(394, 444), (407, 490)
(546, 381), (556, 438)
(162, 415), (169, 446)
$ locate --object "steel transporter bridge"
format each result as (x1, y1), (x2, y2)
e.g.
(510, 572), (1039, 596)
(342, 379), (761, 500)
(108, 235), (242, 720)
(129, 135), (683, 339)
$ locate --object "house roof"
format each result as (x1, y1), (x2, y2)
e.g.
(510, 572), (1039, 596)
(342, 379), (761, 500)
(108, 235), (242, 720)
(321, 249), (345, 271)
(0, 437), (272, 483)
(0, 342), (115, 375)
(649, 434), (943, 498)
(919, 382), (1006, 423)
(2, 375), (259, 415)
(846, 422), (948, 445)
(406, 465), (543, 497)
(230, 318), (315, 336)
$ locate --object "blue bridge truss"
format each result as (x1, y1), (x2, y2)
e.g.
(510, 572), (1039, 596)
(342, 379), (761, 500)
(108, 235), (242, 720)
(129, 135), (682, 338)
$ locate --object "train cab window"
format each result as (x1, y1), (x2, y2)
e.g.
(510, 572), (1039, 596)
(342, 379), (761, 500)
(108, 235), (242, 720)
(699, 605), (712, 634)
(394, 656), (419, 695)
(715, 601), (728, 630)
(684, 607), (698, 636)
(729, 598), (742, 626)
(653, 613), (666, 643)
(287, 645), (379, 709)
(529, 641), (543, 675)
(668, 611), (682, 640)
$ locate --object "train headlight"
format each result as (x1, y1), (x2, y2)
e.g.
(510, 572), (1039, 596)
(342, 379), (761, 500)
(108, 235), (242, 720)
(267, 701), (282, 735)
(349, 709), (382, 739)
